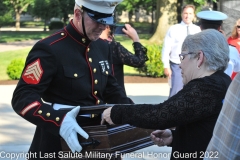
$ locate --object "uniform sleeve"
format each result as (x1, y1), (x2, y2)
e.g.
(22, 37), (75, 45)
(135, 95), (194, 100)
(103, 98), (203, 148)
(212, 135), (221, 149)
(161, 27), (174, 68)
(110, 80), (225, 129)
(111, 41), (148, 67)
(11, 43), (68, 136)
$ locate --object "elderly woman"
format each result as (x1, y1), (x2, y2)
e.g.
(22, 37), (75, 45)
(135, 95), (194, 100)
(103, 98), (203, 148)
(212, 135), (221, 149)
(101, 29), (231, 160)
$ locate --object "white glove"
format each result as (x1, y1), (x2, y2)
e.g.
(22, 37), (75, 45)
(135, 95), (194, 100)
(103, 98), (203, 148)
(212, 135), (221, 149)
(60, 106), (89, 153)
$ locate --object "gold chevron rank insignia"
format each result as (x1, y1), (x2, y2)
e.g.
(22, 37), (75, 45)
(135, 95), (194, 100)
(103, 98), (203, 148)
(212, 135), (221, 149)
(22, 59), (43, 84)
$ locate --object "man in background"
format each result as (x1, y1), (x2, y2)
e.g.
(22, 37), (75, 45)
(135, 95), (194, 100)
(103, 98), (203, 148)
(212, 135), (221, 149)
(161, 4), (201, 98)
(197, 10), (240, 77)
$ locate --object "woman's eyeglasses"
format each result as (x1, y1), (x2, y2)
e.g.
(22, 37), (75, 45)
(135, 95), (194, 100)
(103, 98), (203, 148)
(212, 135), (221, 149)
(179, 52), (194, 61)
(236, 25), (240, 28)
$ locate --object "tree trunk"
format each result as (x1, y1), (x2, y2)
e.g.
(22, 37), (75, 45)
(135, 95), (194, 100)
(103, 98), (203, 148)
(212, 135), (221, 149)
(44, 19), (47, 31)
(15, 12), (20, 31)
(149, 0), (178, 44)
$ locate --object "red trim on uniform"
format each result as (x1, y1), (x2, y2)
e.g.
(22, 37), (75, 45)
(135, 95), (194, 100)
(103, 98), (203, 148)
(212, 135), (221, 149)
(40, 30), (64, 42)
(70, 20), (85, 37)
(64, 26), (87, 46)
(33, 113), (62, 126)
(20, 101), (40, 116)
(85, 45), (99, 104)
(50, 31), (67, 45)
(22, 59), (43, 84)
(32, 106), (64, 127)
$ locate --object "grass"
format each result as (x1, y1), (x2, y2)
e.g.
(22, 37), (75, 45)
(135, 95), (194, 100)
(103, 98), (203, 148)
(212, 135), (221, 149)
(0, 47), (142, 80)
(0, 31), (54, 43)
(0, 33), (151, 80)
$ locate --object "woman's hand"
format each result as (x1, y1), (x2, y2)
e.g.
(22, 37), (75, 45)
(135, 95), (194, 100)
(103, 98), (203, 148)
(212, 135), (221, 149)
(101, 107), (115, 125)
(150, 129), (173, 147)
(123, 24), (140, 42)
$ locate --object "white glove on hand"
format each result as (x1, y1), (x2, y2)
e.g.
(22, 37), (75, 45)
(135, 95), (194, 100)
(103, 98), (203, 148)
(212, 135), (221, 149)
(60, 106), (89, 153)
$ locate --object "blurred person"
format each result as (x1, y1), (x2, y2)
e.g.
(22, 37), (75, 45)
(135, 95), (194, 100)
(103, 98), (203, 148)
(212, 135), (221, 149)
(101, 29), (231, 160)
(161, 4), (201, 98)
(228, 19), (240, 52)
(11, 0), (134, 159)
(227, 19), (240, 79)
(99, 24), (148, 93)
(197, 10), (240, 78)
(204, 73), (240, 160)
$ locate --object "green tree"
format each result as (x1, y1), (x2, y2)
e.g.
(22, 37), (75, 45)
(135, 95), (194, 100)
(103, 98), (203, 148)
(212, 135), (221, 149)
(116, 0), (154, 23)
(0, 0), (14, 28)
(58, 0), (75, 26)
(3, 0), (34, 31)
(149, 0), (217, 44)
(32, 0), (61, 31)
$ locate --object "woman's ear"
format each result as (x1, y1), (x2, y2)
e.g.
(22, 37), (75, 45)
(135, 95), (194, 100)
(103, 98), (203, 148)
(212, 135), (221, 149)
(197, 51), (204, 68)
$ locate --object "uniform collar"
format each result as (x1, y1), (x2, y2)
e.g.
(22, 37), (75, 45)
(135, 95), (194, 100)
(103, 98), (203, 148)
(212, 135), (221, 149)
(65, 20), (92, 46)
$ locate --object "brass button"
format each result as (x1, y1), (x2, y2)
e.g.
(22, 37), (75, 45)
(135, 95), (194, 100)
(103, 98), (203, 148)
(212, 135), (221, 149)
(56, 117), (60, 121)
(74, 73), (78, 77)
(89, 58), (92, 63)
(46, 113), (50, 117)
(94, 79), (98, 84)
(38, 110), (42, 114)
(82, 38), (86, 43)
(94, 91), (97, 95)
(93, 68), (96, 73)
(97, 100), (100, 104)
(106, 71), (108, 75)
(87, 48), (90, 52)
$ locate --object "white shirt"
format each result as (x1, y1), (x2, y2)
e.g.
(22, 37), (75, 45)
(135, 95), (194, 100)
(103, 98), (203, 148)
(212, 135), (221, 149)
(161, 21), (201, 68)
(224, 45), (240, 76)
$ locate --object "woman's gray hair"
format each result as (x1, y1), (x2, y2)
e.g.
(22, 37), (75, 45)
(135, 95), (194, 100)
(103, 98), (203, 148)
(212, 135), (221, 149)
(182, 29), (229, 71)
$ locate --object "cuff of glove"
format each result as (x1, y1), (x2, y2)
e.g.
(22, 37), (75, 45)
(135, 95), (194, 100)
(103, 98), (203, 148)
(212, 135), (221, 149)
(53, 103), (76, 110)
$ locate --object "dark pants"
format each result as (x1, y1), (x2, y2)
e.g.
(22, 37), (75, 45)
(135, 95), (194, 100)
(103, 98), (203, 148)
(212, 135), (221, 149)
(169, 61), (183, 98)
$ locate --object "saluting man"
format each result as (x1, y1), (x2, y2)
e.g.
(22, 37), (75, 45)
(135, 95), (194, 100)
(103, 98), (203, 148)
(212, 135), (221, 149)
(11, 0), (132, 159)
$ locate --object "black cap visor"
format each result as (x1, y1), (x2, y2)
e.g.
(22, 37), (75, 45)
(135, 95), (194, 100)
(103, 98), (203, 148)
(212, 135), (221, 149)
(83, 6), (114, 25)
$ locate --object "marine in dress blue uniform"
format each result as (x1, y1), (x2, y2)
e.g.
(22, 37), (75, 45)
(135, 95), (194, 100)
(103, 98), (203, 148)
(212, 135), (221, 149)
(11, 0), (131, 159)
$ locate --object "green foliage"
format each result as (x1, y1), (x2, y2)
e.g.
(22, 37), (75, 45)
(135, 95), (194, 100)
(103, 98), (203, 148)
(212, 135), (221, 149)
(116, 0), (154, 13)
(32, 0), (61, 30)
(58, 0), (75, 25)
(49, 21), (64, 30)
(136, 44), (165, 77)
(7, 58), (25, 80)
(32, 0), (61, 20)
(0, 13), (14, 27)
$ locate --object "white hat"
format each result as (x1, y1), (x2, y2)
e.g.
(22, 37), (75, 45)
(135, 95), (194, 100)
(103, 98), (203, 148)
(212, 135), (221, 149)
(197, 11), (228, 21)
(75, 0), (122, 25)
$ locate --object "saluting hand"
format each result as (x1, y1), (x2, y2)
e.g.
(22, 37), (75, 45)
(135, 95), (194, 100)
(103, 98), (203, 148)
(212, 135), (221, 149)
(122, 24), (140, 42)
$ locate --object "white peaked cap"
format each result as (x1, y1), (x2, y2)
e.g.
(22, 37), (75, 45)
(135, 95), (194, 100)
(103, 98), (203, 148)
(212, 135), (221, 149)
(75, 0), (123, 14)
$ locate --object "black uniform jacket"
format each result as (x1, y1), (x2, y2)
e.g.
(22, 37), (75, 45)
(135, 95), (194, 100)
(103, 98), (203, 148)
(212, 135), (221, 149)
(11, 20), (132, 159)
